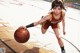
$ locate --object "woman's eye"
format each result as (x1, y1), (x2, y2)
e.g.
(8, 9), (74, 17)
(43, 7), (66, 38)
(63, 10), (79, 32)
(58, 8), (62, 10)
(53, 7), (56, 9)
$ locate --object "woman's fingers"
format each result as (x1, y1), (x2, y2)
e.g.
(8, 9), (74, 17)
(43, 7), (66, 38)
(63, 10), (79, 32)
(18, 26), (26, 29)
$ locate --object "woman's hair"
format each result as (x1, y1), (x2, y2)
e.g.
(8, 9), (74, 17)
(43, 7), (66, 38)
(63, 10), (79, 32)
(51, 0), (66, 10)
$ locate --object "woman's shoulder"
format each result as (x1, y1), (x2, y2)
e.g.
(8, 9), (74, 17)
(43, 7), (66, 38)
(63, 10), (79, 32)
(62, 10), (65, 17)
(41, 12), (52, 20)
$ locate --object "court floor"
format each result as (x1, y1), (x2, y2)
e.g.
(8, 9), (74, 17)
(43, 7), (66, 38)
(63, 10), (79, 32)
(0, 0), (80, 53)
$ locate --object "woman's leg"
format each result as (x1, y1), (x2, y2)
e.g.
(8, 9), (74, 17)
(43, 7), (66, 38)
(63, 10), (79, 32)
(53, 28), (65, 53)
(53, 28), (64, 47)
(41, 27), (47, 34)
(41, 19), (50, 34)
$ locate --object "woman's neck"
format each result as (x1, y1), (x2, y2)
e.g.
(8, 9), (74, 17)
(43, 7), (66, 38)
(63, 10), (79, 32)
(52, 12), (62, 19)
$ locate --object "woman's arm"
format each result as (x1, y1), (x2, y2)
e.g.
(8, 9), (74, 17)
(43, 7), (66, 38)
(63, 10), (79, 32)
(62, 12), (66, 35)
(62, 17), (65, 31)
(34, 15), (50, 26)
(26, 15), (51, 28)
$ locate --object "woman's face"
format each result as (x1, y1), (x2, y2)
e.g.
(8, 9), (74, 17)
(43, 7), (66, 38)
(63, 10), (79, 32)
(53, 6), (62, 15)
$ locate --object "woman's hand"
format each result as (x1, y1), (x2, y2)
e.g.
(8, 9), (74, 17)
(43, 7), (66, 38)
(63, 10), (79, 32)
(63, 30), (66, 35)
(18, 26), (26, 29)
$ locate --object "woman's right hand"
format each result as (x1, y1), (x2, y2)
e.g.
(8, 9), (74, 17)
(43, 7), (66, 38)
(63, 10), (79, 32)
(18, 26), (26, 29)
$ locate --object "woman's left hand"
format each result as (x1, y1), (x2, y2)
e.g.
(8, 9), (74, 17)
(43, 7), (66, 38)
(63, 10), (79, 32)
(18, 26), (26, 29)
(63, 30), (66, 35)
(63, 31), (66, 35)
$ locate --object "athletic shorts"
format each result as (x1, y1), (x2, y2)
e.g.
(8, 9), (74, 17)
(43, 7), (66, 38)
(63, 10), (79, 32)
(42, 20), (59, 29)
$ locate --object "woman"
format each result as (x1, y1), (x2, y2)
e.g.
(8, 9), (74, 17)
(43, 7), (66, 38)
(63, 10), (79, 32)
(19, 1), (66, 53)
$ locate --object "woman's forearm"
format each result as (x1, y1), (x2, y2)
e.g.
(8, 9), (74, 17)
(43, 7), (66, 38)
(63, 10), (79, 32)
(62, 22), (65, 31)
(26, 15), (50, 28)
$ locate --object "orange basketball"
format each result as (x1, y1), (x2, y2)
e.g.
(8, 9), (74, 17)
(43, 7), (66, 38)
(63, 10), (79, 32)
(14, 28), (30, 43)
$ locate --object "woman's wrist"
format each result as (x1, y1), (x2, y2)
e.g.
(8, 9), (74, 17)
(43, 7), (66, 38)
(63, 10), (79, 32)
(26, 23), (34, 28)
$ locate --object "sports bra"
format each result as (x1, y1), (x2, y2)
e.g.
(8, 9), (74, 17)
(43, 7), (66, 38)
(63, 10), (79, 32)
(50, 11), (63, 24)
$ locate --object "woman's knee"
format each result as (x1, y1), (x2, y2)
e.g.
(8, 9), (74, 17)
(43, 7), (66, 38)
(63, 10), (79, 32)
(56, 35), (62, 40)
(41, 27), (47, 34)
(42, 31), (46, 34)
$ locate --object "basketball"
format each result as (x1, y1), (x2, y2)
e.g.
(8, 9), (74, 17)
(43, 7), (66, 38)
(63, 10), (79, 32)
(14, 27), (30, 43)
